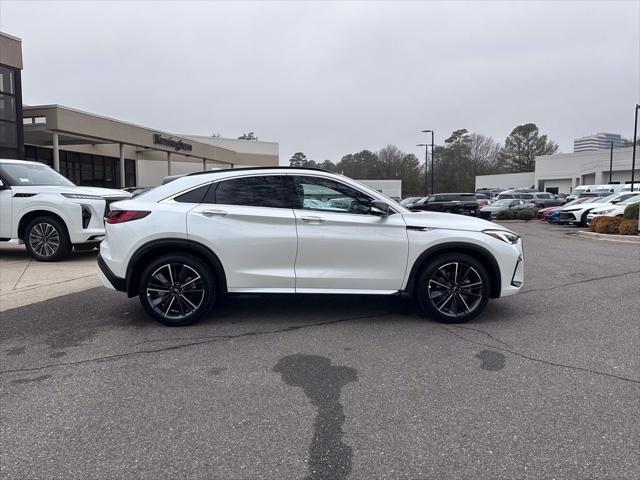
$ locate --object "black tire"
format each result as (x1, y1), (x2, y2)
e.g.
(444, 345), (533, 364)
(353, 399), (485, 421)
(138, 253), (216, 326)
(578, 211), (590, 227)
(24, 216), (72, 261)
(416, 253), (491, 324)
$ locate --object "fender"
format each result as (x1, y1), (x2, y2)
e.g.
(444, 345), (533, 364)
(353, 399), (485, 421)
(125, 238), (228, 297)
(16, 203), (73, 239)
(405, 241), (502, 298)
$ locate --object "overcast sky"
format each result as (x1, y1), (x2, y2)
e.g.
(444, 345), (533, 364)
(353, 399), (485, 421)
(2, 0), (639, 164)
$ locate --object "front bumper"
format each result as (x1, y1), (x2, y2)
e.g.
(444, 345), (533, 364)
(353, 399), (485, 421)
(97, 255), (126, 292)
(559, 211), (578, 222)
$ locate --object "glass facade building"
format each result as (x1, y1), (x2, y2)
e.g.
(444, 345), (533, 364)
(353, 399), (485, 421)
(0, 63), (23, 159)
(25, 145), (136, 188)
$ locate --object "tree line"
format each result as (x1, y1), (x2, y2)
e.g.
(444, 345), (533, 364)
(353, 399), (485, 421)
(289, 123), (559, 196)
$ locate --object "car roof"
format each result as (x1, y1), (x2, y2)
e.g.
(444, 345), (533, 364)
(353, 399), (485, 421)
(0, 159), (43, 165)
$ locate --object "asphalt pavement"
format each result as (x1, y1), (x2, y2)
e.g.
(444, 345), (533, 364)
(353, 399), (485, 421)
(1, 222), (639, 479)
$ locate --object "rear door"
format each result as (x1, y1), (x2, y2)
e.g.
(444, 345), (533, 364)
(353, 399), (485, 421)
(186, 174), (298, 292)
(291, 175), (408, 292)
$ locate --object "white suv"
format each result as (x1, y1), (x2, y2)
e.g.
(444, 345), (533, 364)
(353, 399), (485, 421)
(98, 168), (524, 326)
(0, 159), (130, 261)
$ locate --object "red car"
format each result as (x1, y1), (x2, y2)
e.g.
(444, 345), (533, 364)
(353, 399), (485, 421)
(537, 197), (591, 221)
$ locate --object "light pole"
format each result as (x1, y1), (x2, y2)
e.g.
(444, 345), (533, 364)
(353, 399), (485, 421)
(417, 143), (429, 196)
(422, 130), (435, 193)
(631, 104), (639, 190)
(609, 141), (613, 184)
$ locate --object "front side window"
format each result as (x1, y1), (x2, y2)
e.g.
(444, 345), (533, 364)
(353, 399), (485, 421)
(294, 176), (373, 214)
(210, 175), (291, 208)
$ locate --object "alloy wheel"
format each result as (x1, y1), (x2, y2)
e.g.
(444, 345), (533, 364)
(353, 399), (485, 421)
(28, 222), (60, 258)
(146, 263), (205, 320)
(427, 262), (483, 318)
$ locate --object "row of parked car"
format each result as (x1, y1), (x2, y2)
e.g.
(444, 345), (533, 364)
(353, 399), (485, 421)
(537, 191), (640, 227)
(400, 189), (566, 220)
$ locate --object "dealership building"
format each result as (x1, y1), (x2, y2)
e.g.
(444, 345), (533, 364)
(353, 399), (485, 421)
(476, 146), (640, 194)
(1, 32), (279, 188)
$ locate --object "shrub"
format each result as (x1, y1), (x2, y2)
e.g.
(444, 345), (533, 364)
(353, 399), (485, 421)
(588, 216), (609, 232)
(516, 209), (537, 221)
(618, 219), (639, 235)
(594, 217), (625, 234)
(623, 203), (639, 220)
(495, 210), (516, 220)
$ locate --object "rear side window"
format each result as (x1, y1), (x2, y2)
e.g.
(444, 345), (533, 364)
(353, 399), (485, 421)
(208, 175), (292, 208)
(519, 194), (533, 199)
(459, 194), (476, 201)
(537, 193), (551, 199)
(499, 194), (513, 199)
(174, 184), (211, 203)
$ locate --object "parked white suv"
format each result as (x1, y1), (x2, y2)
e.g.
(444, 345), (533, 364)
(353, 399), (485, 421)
(98, 168), (524, 326)
(0, 159), (130, 261)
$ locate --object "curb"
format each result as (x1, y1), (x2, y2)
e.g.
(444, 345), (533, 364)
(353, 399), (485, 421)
(575, 230), (640, 244)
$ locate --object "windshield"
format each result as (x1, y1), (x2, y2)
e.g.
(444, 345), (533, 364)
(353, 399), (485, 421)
(0, 163), (75, 187)
(564, 197), (590, 206)
(620, 194), (640, 205)
(400, 197), (420, 205)
(491, 199), (512, 207)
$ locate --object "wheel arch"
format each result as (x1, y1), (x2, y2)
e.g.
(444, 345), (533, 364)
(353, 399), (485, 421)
(406, 242), (501, 298)
(125, 239), (228, 298)
(18, 210), (69, 241)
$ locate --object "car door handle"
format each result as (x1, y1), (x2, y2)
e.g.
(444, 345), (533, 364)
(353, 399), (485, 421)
(201, 209), (228, 217)
(300, 216), (326, 224)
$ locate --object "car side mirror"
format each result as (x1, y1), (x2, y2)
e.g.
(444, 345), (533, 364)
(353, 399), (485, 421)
(370, 200), (391, 216)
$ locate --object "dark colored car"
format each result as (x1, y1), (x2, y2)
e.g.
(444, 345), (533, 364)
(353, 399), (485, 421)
(496, 191), (563, 208)
(409, 193), (479, 216)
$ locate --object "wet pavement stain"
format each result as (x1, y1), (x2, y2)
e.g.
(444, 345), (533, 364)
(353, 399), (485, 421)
(476, 350), (506, 371)
(50, 351), (67, 358)
(208, 367), (227, 376)
(273, 354), (358, 480)
(5, 346), (25, 356)
(11, 374), (51, 385)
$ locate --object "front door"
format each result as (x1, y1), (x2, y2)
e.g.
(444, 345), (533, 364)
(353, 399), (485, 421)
(292, 175), (408, 293)
(186, 174), (298, 293)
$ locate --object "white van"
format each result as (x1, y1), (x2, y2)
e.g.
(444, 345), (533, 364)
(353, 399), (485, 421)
(593, 184), (625, 194)
(622, 183), (640, 192)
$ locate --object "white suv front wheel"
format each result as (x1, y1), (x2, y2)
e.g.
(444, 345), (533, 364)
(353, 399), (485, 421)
(138, 254), (216, 326)
(25, 216), (72, 262)
(416, 253), (491, 323)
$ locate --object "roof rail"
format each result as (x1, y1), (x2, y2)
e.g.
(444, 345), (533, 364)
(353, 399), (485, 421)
(186, 166), (334, 177)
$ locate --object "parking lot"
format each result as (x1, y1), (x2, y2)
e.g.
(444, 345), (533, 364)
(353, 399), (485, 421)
(1, 221), (639, 479)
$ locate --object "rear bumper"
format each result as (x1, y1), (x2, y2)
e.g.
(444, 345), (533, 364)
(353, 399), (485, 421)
(97, 255), (126, 292)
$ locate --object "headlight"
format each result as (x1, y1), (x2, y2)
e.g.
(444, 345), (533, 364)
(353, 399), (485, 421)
(598, 209), (615, 214)
(62, 193), (103, 200)
(482, 229), (520, 244)
(563, 208), (581, 212)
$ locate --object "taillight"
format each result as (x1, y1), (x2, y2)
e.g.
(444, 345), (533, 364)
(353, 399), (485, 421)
(106, 210), (151, 224)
